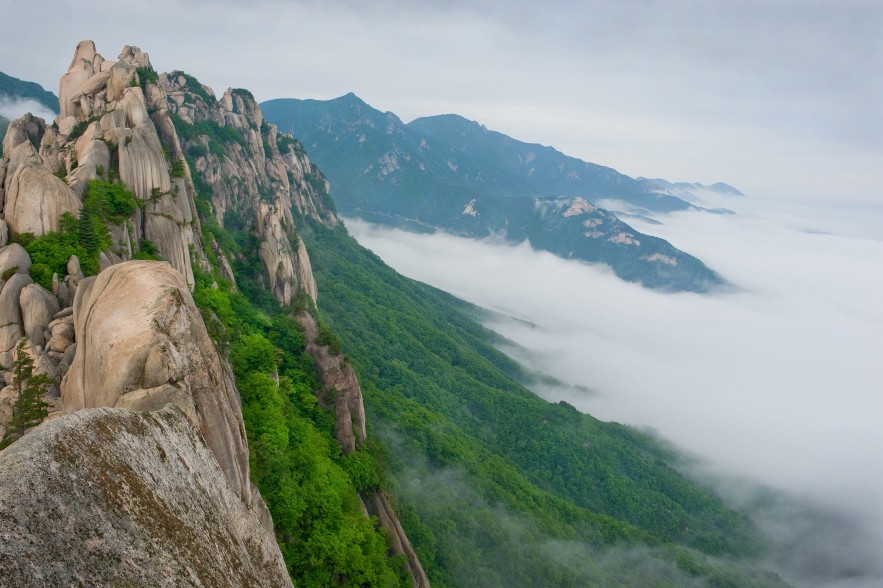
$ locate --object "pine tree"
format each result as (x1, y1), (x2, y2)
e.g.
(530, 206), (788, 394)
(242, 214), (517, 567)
(0, 340), (52, 450)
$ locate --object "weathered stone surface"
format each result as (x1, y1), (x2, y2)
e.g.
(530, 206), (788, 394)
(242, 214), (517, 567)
(0, 273), (32, 362)
(295, 235), (318, 302)
(0, 406), (292, 588)
(66, 254), (84, 280)
(0, 219), (8, 248)
(256, 201), (297, 305)
(367, 492), (431, 588)
(20, 283), (60, 344)
(296, 311), (366, 454)
(2, 142), (81, 238)
(2, 114), (46, 159)
(0, 243), (31, 277)
(60, 261), (252, 505)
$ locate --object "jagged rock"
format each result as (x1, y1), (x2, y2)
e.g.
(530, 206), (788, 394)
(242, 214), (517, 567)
(1, 114), (46, 157)
(2, 142), (81, 238)
(47, 335), (73, 355)
(0, 243), (31, 277)
(49, 316), (75, 341)
(66, 255), (84, 280)
(256, 201), (299, 305)
(0, 220), (7, 248)
(367, 493), (431, 588)
(57, 342), (76, 374)
(0, 406), (293, 588)
(20, 283), (60, 347)
(68, 122), (110, 194)
(295, 235), (318, 302)
(296, 311), (366, 454)
(60, 261), (253, 507)
(0, 160), (6, 206)
(0, 273), (32, 365)
(98, 251), (112, 271)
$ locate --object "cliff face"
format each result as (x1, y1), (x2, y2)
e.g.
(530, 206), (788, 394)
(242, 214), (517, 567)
(0, 40), (427, 586)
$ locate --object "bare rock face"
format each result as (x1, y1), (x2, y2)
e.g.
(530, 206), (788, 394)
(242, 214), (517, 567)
(256, 201), (298, 306)
(0, 273), (33, 365)
(1, 113), (46, 157)
(296, 311), (366, 454)
(46, 41), (203, 287)
(2, 141), (81, 237)
(0, 243), (31, 277)
(20, 283), (60, 344)
(295, 235), (318, 302)
(60, 261), (252, 506)
(0, 406), (292, 588)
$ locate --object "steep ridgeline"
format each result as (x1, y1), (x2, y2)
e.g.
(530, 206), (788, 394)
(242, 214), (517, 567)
(0, 41), (425, 587)
(262, 95), (725, 292)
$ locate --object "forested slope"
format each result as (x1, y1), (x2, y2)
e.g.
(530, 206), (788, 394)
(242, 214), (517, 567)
(300, 219), (786, 587)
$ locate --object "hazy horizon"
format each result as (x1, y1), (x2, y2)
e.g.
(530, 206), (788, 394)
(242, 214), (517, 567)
(1, 1), (879, 207)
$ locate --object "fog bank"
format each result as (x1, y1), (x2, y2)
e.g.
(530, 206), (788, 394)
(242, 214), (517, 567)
(343, 195), (883, 586)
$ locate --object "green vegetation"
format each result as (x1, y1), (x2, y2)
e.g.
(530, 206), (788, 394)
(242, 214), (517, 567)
(20, 179), (139, 286)
(172, 100), (778, 585)
(132, 64), (159, 96)
(0, 70), (59, 113)
(181, 150), (408, 585)
(299, 219), (783, 587)
(191, 273), (407, 587)
(68, 116), (99, 142)
(170, 111), (247, 158)
(0, 340), (52, 451)
(169, 70), (214, 104)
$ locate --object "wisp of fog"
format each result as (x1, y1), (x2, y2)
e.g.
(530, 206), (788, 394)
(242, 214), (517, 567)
(343, 192), (883, 587)
(0, 97), (57, 124)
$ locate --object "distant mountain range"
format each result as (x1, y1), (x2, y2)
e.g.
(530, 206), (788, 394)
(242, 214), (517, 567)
(262, 93), (736, 292)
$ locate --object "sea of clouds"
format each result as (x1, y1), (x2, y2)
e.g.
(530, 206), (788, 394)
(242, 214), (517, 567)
(343, 190), (883, 587)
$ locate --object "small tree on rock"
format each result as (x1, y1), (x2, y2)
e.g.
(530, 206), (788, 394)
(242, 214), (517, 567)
(0, 340), (52, 450)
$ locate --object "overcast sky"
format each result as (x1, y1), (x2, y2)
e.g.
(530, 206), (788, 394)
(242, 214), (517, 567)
(1, 0), (880, 207)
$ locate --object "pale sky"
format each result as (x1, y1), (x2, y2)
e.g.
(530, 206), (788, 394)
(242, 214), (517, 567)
(1, 0), (880, 209)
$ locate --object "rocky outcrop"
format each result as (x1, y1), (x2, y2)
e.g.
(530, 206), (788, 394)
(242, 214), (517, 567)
(296, 309), (429, 587)
(296, 310), (365, 454)
(0, 406), (292, 588)
(159, 73), (331, 303)
(2, 141), (81, 237)
(60, 260), (253, 507)
(367, 493), (431, 588)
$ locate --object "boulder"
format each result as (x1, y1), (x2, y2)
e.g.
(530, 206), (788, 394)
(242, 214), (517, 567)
(66, 255), (84, 280)
(1, 114), (46, 158)
(3, 143), (81, 238)
(0, 273), (33, 363)
(0, 406), (292, 587)
(60, 261), (253, 505)
(20, 283), (60, 344)
(0, 244), (31, 278)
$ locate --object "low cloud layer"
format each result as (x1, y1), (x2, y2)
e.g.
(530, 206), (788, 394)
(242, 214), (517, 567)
(0, 97), (57, 124)
(344, 191), (883, 586)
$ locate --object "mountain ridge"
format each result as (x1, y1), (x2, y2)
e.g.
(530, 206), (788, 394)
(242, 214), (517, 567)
(262, 94), (729, 293)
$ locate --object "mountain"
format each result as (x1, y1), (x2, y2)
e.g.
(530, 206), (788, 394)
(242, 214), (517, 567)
(0, 71), (59, 114)
(262, 95), (726, 293)
(0, 41), (418, 586)
(0, 41), (787, 587)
